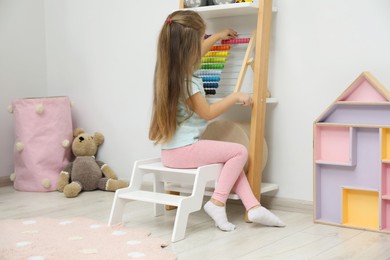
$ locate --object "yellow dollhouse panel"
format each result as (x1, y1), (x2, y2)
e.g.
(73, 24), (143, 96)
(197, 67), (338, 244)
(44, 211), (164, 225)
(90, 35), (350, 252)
(342, 188), (379, 230)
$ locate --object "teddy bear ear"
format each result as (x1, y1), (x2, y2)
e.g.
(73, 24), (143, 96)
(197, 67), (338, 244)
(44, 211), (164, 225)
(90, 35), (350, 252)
(94, 132), (104, 146)
(73, 128), (84, 137)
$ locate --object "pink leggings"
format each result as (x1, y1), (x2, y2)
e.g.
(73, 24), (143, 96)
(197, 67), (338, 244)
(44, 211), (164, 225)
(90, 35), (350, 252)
(161, 140), (260, 210)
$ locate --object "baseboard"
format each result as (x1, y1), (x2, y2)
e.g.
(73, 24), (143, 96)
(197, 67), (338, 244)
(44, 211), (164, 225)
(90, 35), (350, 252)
(260, 195), (313, 214)
(0, 176), (12, 187)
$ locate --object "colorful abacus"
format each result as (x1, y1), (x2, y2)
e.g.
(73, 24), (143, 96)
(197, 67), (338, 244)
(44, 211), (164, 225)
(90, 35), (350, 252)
(196, 33), (255, 96)
(221, 38), (250, 45)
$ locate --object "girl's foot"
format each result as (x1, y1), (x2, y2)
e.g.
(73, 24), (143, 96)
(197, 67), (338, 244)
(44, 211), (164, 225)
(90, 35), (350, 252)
(204, 201), (236, 231)
(248, 206), (285, 227)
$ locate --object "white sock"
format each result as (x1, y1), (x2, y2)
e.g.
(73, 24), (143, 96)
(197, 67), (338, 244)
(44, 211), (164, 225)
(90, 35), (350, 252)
(248, 206), (285, 227)
(203, 201), (236, 231)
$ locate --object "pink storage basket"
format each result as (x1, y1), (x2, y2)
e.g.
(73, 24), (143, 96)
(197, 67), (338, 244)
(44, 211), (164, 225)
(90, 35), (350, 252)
(12, 96), (73, 191)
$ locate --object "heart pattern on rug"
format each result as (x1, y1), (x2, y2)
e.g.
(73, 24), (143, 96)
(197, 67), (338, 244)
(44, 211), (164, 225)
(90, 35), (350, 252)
(0, 217), (177, 260)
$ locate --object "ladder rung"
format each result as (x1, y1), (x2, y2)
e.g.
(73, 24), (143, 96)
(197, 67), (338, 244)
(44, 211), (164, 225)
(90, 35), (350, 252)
(118, 190), (187, 206)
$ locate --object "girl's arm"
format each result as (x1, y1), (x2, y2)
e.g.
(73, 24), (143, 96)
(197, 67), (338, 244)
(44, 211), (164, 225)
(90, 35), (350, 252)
(202, 29), (238, 56)
(195, 28), (247, 120)
(188, 91), (252, 121)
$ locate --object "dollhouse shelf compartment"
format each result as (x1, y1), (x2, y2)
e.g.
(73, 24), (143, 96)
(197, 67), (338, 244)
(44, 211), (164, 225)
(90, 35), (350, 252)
(319, 104), (390, 126)
(382, 128), (390, 161)
(314, 125), (356, 166)
(383, 200), (390, 231)
(382, 162), (390, 197)
(341, 187), (380, 230)
(184, 2), (278, 19)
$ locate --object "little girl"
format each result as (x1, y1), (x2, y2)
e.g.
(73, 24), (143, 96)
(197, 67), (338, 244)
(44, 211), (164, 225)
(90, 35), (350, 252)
(149, 10), (285, 231)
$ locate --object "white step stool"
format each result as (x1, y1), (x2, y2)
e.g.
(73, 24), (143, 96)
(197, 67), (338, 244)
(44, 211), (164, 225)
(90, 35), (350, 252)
(108, 157), (223, 242)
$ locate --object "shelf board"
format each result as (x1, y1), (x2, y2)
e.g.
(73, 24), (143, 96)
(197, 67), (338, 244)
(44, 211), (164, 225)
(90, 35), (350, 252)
(315, 160), (354, 167)
(184, 2), (278, 19)
(342, 186), (379, 192)
(315, 122), (390, 129)
(382, 195), (390, 200)
(335, 101), (390, 105)
(207, 97), (277, 104)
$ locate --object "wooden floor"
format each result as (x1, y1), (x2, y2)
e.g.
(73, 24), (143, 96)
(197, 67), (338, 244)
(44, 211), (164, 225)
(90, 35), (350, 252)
(1, 185), (390, 260)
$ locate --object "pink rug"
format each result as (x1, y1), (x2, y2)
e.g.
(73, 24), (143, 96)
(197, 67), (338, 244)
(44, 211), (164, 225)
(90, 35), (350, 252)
(0, 217), (177, 260)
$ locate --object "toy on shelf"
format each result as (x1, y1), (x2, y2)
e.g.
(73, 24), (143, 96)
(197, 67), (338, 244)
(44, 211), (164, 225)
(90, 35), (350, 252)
(184, 0), (207, 8)
(184, 0), (248, 7)
(212, 0), (236, 4)
(314, 71), (390, 233)
(195, 32), (256, 96)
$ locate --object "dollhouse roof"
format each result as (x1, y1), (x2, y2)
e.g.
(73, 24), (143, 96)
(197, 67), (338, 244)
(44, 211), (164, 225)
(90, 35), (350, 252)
(315, 71), (390, 123)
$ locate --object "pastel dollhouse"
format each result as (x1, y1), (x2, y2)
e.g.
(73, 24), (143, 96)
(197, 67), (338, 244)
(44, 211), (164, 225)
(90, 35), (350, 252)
(314, 71), (390, 233)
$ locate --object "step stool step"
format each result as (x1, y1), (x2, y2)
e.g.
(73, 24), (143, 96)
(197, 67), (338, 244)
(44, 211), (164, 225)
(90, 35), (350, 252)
(138, 162), (198, 175)
(118, 190), (187, 206)
(165, 183), (241, 200)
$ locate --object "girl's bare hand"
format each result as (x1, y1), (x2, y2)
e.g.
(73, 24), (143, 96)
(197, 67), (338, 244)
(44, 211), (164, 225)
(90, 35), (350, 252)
(217, 29), (238, 40)
(235, 92), (253, 106)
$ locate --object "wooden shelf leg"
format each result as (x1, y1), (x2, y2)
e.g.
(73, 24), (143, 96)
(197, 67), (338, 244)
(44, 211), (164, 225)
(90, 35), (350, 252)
(247, 0), (273, 201)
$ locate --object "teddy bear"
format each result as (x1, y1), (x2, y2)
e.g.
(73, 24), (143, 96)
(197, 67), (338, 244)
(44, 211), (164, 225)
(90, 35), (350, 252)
(57, 128), (128, 198)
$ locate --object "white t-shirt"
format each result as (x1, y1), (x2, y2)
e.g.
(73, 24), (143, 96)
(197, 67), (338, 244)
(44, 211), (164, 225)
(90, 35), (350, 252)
(161, 77), (208, 150)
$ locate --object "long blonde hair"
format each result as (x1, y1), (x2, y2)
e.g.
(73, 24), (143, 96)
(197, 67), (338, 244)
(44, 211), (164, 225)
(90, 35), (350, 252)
(149, 10), (206, 144)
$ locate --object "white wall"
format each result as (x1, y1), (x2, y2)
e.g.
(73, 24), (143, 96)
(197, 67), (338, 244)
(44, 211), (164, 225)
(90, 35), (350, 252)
(0, 0), (47, 178)
(1, 0), (390, 203)
(44, 0), (178, 179)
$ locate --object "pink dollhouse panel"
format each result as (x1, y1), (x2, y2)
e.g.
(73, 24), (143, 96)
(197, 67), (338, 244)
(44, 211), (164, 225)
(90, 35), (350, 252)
(383, 164), (390, 196)
(382, 201), (390, 231)
(315, 126), (350, 163)
(339, 78), (387, 102)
